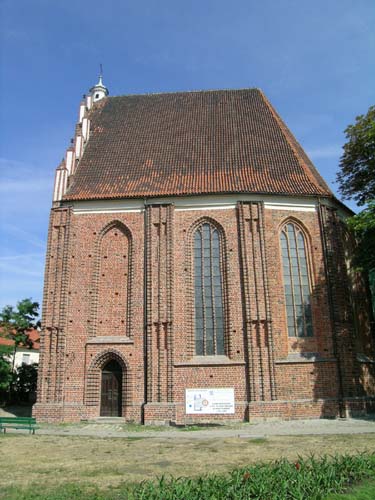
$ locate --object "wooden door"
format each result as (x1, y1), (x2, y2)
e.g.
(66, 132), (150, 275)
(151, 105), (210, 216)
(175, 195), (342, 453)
(100, 362), (122, 416)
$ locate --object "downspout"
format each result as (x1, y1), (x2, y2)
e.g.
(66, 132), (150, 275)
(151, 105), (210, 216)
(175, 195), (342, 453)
(142, 198), (148, 424)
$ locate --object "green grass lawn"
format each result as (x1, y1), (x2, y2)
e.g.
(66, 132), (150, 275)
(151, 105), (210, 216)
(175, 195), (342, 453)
(1, 430), (375, 499)
(1, 453), (375, 499)
(327, 478), (375, 499)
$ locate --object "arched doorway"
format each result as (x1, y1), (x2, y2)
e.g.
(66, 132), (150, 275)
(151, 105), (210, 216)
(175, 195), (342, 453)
(100, 360), (122, 417)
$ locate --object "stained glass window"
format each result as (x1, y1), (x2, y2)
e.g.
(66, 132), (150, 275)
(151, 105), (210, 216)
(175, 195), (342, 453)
(194, 223), (225, 355)
(280, 223), (313, 337)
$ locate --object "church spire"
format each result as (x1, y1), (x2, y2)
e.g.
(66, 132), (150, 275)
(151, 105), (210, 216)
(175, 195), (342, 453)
(90, 65), (109, 102)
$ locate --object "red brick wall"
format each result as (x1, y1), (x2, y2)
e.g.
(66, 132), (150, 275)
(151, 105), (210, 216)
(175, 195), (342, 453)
(96, 224), (131, 337)
(33, 200), (375, 423)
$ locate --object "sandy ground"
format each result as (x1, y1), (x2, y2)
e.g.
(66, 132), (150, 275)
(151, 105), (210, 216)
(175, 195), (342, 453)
(2, 405), (375, 439)
(2, 406), (375, 490)
(1, 411), (375, 489)
(1, 433), (375, 489)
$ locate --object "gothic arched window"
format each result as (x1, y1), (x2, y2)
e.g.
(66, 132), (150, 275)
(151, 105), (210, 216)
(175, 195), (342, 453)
(194, 223), (225, 355)
(280, 222), (313, 337)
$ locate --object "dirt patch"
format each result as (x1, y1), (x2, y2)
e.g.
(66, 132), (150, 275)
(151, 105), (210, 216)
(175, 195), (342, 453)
(1, 433), (375, 489)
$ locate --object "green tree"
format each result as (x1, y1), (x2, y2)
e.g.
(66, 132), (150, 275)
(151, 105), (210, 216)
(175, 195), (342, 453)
(336, 106), (375, 273)
(15, 362), (39, 402)
(336, 105), (375, 206)
(347, 201), (375, 272)
(0, 298), (39, 375)
(0, 344), (13, 394)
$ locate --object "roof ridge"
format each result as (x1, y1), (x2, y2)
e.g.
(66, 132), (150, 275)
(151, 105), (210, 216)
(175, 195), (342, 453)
(109, 87), (261, 99)
(258, 90), (332, 196)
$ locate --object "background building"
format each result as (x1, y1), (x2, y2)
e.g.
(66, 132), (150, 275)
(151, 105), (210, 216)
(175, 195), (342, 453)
(0, 328), (40, 369)
(33, 78), (375, 423)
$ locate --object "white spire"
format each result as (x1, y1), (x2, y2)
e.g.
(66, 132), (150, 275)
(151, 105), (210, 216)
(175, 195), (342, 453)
(90, 65), (109, 102)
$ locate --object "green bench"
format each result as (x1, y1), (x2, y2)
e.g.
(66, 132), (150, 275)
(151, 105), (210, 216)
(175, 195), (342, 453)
(0, 417), (37, 434)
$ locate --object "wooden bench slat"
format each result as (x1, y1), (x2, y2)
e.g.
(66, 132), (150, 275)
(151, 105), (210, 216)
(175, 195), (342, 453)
(3, 425), (32, 429)
(0, 417), (36, 422)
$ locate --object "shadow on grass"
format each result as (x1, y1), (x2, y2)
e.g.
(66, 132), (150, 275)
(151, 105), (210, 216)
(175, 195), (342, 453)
(347, 414), (375, 423)
(172, 422), (223, 431)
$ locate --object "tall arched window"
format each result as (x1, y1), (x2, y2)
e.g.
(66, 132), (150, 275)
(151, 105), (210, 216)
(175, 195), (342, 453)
(280, 222), (313, 337)
(194, 223), (225, 355)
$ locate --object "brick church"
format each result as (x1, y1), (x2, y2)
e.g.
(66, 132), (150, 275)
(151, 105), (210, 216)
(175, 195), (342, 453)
(33, 76), (375, 423)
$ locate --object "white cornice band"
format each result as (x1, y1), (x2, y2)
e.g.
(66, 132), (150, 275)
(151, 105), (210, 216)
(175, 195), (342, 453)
(69, 194), (321, 215)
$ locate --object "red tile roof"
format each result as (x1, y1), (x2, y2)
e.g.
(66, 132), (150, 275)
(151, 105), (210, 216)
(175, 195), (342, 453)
(0, 328), (40, 350)
(0, 337), (13, 347)
(64, 88), (332, 201)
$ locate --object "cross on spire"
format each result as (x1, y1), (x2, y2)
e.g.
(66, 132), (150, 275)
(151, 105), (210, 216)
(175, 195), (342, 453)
(90, 65), (109, 102)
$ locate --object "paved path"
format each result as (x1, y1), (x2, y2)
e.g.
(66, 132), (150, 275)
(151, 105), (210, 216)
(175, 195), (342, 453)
(2, 406), (375, 439)
(31, 418), (375, 439)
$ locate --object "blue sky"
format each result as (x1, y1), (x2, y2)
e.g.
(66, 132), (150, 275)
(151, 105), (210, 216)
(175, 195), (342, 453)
(0, 0), (374, 311)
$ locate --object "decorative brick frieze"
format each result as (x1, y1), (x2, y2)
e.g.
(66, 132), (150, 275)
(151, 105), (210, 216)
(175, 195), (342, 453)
(237, 202), (276, 402)
(144, 204), (175, 404)
(35, 207), (72, 407)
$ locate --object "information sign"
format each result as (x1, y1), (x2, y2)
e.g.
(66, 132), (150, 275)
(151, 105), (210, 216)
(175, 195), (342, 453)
(185, 388), (235, 414)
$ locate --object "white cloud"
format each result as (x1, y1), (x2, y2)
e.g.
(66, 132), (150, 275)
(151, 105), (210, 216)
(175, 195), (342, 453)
(1, 224), (46, 250)
(0, 157), (52, 193)
(0, 157), (37, 171)
(0, 252), (45, 278)
(0, 179), (52, 193)
(0, 159), (49, 307)
(0, 274), (43, 310)
(0, 253), (45, 261)
(0, 252), (45, 309)
(0, 262), (43, 278)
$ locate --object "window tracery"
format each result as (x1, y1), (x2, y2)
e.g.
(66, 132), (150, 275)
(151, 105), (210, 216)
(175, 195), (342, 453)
(193, 222), (225, 355)
(280, 222), (313, 337)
